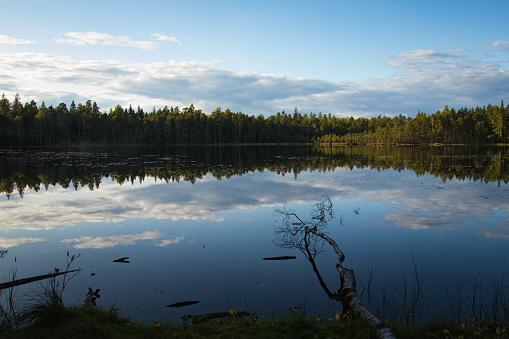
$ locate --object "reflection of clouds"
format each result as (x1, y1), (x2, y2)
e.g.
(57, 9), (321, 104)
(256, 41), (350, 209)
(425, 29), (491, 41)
(157, 235), (185, 247)
(62, 231), (162, 249)
(484, 231), (509, 239)
(1, 169), (509, 240)
(481, 221), (509, 239)
(0, 237), (44, 248)
(384, 211), (459, 231)
(0, 174), (337, 231)
(355, 174), (509, 234)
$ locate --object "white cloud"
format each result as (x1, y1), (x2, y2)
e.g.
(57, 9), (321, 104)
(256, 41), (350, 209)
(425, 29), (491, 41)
(151, 33), (182, 45)
(488, 40), (509, 48)
(54, 32), (160, 50)
(62, 231), (163, 249)
(486, 40), (509, 54)
(0, 237), (44, 248)
(0, 45), (508, 118)
(0, 34), (36, 45)
(386, 49), (464, 70)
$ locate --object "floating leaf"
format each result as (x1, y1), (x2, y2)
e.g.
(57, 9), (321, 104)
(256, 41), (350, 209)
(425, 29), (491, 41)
(335, 312), (340, 320)
(154, 321), (161, 327)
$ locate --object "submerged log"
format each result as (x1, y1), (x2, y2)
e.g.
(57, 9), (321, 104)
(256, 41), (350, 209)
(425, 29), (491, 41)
(180, 311), (250, 322)
(0, 269), (81, 290)
(165, 300), (200, 308)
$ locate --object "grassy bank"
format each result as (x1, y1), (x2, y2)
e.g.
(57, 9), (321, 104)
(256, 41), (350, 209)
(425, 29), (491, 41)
(1, 304), (507, 339)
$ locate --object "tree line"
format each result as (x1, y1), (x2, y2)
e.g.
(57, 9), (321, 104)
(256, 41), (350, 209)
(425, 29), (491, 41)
(0, 94), (507, 146)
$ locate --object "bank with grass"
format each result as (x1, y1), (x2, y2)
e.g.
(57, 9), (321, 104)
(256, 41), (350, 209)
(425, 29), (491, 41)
(1, 303), (508, 339)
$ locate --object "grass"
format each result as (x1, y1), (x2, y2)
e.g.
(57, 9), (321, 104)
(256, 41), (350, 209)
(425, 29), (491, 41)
(0, 303), (372, 339)
(0, 304), (507, 339)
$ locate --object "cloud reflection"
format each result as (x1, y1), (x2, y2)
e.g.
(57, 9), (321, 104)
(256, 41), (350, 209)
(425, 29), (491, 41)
(0, 237), (45, 248)
(62, 231), (162, 249)
(157, 235), (185, 247)
(1, 169), (508, 240)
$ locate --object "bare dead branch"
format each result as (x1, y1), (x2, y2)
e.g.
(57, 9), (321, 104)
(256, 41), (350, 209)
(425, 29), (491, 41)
(0, 269), (81, 291)
(273, 197), (396, 339)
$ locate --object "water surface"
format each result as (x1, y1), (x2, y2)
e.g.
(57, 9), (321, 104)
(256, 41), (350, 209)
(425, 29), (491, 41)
(0, 146), (508, 324)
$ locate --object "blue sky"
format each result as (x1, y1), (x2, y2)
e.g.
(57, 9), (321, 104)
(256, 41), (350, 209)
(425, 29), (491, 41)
(1, 0), (508, 118)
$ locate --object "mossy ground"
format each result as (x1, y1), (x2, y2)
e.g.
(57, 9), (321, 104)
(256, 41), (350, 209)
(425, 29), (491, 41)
(0, 305), (507, 339)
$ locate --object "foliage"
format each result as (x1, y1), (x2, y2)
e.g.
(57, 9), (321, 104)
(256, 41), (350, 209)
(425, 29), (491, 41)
(0, 94), (507, 146)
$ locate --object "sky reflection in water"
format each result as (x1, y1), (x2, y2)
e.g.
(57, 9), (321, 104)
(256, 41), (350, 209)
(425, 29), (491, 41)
(0, 157), (508, 323)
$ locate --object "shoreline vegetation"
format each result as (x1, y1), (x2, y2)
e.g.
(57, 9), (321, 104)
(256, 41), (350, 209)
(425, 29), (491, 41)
(1, 94), (507, 147)
(1, 296), (508, 338)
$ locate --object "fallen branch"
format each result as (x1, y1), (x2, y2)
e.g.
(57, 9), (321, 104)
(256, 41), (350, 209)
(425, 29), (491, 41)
(309, 228), (395, 339)
(273, 197), (395, 339)
(0, 269), (81, 290)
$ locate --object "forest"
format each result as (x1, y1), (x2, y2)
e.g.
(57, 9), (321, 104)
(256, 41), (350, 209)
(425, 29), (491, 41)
(0, 93), (507, 146)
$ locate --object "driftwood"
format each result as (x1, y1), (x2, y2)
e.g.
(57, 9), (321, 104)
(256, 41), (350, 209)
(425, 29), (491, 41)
(0, 269), (81, 290)
(180, 311), (250, 322)
(274, 197), (395, 339)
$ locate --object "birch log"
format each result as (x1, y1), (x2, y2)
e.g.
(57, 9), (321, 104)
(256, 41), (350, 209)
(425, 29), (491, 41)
(309, 228), (396, 339)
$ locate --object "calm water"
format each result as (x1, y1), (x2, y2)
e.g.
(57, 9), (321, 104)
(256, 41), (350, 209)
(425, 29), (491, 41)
(0, 145), (508, 324)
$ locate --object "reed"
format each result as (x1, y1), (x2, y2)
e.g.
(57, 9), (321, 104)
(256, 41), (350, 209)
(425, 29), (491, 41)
(358, 252), (508, 328)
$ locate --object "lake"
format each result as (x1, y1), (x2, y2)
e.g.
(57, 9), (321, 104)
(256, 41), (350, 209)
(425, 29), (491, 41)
(0, 145), (508, 325)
